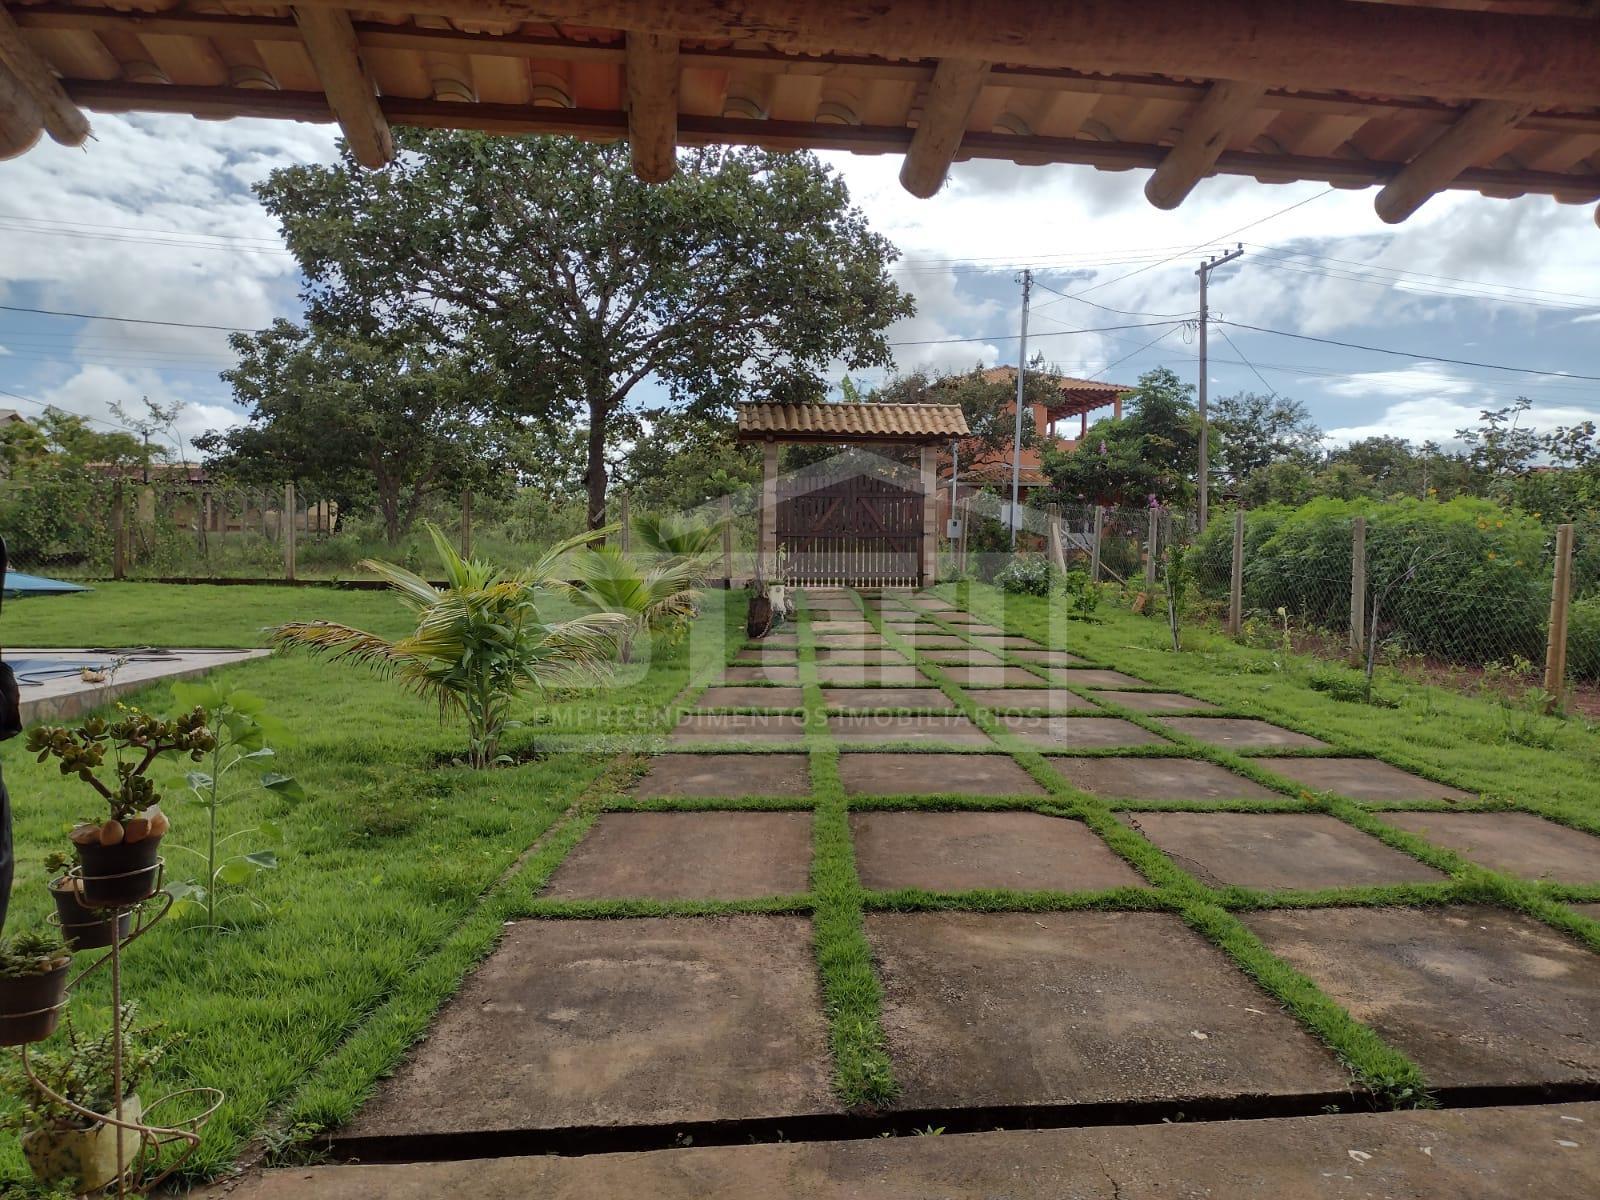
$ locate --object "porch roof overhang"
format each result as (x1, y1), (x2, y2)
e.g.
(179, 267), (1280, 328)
(736, 401), (969, 445)
(3, 1), (1598, 227)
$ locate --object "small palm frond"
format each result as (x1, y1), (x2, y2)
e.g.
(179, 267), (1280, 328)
(358, 558), (442, 609)
(269, 620), (463, 712)
(633, 512), (726, 560)
(523, 611), (632, 689)
(522, 523), (619, 590)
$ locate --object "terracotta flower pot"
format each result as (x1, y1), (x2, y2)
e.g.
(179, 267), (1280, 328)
(0, 958), (71, 1045)
(49, 877), (132, 952)
(22, 1094), (143, 1193)
(76, 835), (163, 907)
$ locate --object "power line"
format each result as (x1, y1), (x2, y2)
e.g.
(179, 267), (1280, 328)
(1089, 324), (1184, 382)
(1214, 326), (1280, 401)
(887, 318), (1182, 349)
(0, 386), (147, 436)
(1214, 319), (1600, 383)
(1030, 278), (1193, 321)
(0, 303), (253, 333)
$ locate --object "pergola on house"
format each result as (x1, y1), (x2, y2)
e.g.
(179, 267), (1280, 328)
(1, 1), (1598, 227)
(737, 400), (968, 588)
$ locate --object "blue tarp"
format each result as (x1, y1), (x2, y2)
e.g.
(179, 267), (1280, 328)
(3, 572), (90, 597)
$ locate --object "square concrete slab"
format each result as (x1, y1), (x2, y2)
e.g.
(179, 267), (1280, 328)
(544, 813), (814, 899)
(823, 688), (954, 711)
(721, 664), (801, 684)
(827, 715), (992, 745)
(970, 636), (1041, 649)
(1090, 690), (1221, 714)
(1121, 812), (1446, 890)
(809, 620), (874, 633)
(1244, 906), (1600, 1088)
(939, 611), (982, 624)
(733, 648), (798, 666)
(896, 635), (970, 650)
(1009, 649), (1087, 667)
(838, 753), (1045, 796)
(812, 647), (907, 664)
(1050, 757), (1279, 801)
(813, 636), (889, 652)
(997, 715), (1168, 749)
(1257, 757), (1475, 803)
(868, 911), (1346, 1108)
(671, 714), (807, 743)
(1053, 668), (1149, 688)
(1158, 718), (1328, 750)
(1381, 811), (1600, 884)
(816, 664), (926, 685)
(939, 666), (1048, 687)
(631, 753), (812, 797)
(964, 689), (1091, 714)
(852, 811), (1143, 893)
(344, 916), (836, 1137)
(748, 633), (797, 648)
(920, 649), (1004, 666)
(696, 686), (804, 710)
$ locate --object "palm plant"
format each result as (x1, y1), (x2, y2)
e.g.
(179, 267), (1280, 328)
(632, 512), (727, 588)
(564, 545), (701, 663)
(271, 524), (624, 767)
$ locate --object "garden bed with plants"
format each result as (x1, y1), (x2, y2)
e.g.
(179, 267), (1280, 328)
(0, 521), (730, 1193)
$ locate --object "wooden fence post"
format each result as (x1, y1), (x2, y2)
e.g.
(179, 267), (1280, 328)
(1090, 506), (1104, 582)
(619, 492), (631, 553)
(720, 494), (734, 589)
(1227, 508), (1245, 637)
(1544, 522), (1575, 710)
(460, 490), (474, 559)
(1349, 515), (1367, 657)
(1045, 503), (1066, 572)
(283, 481), (297, 581)
(111, 481), (126, 581)
(1144, 506), (1159, 588)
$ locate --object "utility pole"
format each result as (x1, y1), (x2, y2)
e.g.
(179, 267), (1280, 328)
(1009, 268), (1032, 549)
(1195, 244), (1243, 531)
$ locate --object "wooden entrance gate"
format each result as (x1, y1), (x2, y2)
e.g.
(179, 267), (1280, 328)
(776, 470), (924, 587)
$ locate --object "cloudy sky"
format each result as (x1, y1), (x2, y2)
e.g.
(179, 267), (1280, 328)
(1, 112), (1597, 460)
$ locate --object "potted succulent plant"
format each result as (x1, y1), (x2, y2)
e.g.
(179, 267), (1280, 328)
(1, 1004), (172, 1193)
(44, 852), (132, 952)
(0, 930), (72, 1045)
(27, 707), (214, 907)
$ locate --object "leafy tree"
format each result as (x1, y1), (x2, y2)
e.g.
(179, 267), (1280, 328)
(201, 319), (510, 544)
(614, 409), (759, 511)
(871, 360), (1057, 468)
(255, 132), (914, 530)
(1211, 390), (1322, 487)
(1457, 397), (1541, 480)
(1039, 367), (1199, 507)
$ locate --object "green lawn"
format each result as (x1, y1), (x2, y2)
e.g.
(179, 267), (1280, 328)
(0, 584), (732, 1189)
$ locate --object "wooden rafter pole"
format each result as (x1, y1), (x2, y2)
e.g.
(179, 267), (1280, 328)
(624, 30), (678, 182)
(1375, 99), (1536, 223)
(292, 6), (393, 168)
(286, 0), (1600, 108)
(899, 57), (989, 197)
(0, 57), (43, 159)
(1145, 79), (1266, 209)
(0, 1), (88, 145)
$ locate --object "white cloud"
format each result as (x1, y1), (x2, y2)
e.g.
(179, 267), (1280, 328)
(1322, 394), (1599, 450)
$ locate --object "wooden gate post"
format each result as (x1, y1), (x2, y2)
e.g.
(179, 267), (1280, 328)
(283, 482), (297, 581)
(720, 494), (733, 589)
(1227, 508), (1245, 637)
(1090, 506), (1104, 582)
(759, 442), (779, 583)
(1349, 515), (1367, 657)
(1544, 522), (1575, 710)
(461, 490), (474, 559)
(919, 446), (938, 586)
(111, 481), (126, 580)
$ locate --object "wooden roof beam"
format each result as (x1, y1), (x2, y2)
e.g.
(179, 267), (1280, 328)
(288, 0), (1600, 108)
(0, 57), (44, 159)
(1374, 99), (1535, 223)
(0, 1), (87, 145)
(900, 57), (990, 197)
(292, 6), (392, 168)
(1145, 79), (1267, 209)
(624, 30), (678, 182)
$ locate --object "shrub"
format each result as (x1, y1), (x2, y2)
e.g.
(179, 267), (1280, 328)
(1569, 595), (1600, 683)
(995, 554), (1055, 596)
(1061, 569), (1102, 619)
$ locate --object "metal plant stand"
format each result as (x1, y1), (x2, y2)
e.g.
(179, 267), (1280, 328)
(16, 860), (223, 1198)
